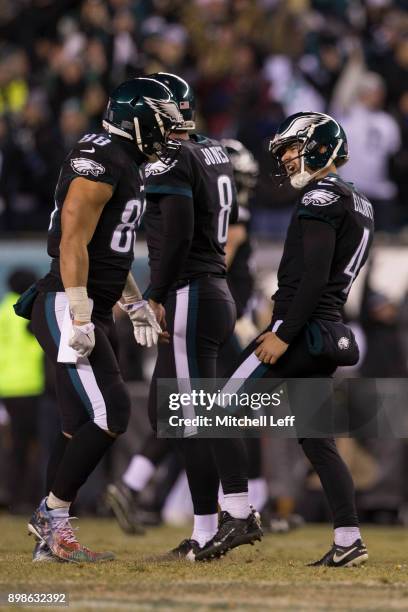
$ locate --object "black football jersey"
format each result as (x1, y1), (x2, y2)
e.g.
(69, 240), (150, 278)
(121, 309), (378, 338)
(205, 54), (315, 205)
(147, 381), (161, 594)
(38, 132), (145, 316)
(143, 134), (237, 287)
(273, 173), (374, 320)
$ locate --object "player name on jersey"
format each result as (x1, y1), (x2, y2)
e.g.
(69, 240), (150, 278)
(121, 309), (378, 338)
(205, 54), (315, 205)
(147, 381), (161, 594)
(200, 145), (230, 166)
(352, 193), (374, 220)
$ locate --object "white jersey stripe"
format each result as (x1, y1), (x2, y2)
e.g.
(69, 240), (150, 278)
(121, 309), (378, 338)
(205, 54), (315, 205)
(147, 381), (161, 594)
(173, 285), (197, 437)
(54, 292), (108, 432)
(219, 320), (283, 406)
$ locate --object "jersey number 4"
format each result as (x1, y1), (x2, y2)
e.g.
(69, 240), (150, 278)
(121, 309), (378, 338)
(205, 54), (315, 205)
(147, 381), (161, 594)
(343, 227), (370, 294)
(111, 199), (145, 253)
(217, 175), (234, 244)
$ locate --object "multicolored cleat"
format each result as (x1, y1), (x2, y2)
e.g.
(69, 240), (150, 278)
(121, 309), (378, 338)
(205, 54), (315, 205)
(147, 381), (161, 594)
(28, 497), (115, 563)
(32, 540), (58, 563)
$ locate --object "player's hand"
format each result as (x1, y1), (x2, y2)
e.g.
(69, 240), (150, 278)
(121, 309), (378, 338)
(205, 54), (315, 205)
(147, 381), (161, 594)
(119, 300), (164, 348)
(148, 299), (167, 329)
(69, 321), (95, 358)
(255, 331), (288, 365)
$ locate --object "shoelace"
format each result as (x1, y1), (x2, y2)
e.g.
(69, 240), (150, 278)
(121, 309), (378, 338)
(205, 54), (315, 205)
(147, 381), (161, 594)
(52, 516), (79, 545)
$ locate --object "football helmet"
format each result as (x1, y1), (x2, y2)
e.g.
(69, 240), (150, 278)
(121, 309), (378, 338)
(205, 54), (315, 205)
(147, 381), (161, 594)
(103, 77), (184, 158)
(148, 72), (196, 131)
(221, 139), (258, 207)
(269, 112), (348, 189)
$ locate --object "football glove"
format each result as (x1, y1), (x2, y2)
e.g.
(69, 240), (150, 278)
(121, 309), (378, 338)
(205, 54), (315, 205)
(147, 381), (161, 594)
(69, 322), (95, 358)
(118, 300), (162, 348)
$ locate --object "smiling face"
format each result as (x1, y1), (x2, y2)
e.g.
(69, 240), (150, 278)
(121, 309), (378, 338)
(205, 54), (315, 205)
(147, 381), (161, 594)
(280, 142), (302, 177)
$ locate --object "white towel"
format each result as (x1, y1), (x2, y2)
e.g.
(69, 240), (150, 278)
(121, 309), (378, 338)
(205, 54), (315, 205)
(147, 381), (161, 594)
(57, 298), (94, 364)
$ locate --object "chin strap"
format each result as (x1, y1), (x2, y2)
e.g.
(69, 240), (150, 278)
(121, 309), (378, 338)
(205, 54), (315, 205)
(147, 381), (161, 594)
(290, 137), (343, 190)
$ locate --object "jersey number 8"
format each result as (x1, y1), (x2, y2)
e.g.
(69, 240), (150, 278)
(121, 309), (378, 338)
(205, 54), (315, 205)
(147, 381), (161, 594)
(217, 175), (234, 244)
(111, 199), (145, 254)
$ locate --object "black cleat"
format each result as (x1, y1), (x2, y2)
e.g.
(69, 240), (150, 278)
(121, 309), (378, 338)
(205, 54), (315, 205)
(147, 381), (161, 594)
(105, 483), (145, 535)
(195, 509), (263, 562)
(161, 538), (201, 562)
(308, 539), (368, 567)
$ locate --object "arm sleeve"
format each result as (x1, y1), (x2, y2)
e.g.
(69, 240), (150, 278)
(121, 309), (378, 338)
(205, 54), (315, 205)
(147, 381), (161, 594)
(275, 218), (336, 344)
(147, 194), (194, 303)
(229, 183), (239, 225)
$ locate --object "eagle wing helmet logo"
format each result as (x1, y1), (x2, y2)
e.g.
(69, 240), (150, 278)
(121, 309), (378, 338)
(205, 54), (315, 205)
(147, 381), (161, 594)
(143, 97), (183, 125)
(70, 158), (105, 177)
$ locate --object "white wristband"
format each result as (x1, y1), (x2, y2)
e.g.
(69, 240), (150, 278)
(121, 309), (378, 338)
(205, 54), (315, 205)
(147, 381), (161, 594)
(65, 286), (91, 322)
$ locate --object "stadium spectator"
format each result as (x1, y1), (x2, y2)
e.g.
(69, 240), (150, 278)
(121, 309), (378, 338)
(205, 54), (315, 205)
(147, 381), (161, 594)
(0, 268), (45, 513)
(340, 72), (401, 231)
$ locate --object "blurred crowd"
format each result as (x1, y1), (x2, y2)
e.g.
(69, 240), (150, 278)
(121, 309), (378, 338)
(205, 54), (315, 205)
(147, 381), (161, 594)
(0, 0), (407, 233)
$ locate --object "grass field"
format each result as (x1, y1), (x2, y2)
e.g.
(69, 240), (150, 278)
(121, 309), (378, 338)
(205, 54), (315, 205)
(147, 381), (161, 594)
(0, 516), (408, 611)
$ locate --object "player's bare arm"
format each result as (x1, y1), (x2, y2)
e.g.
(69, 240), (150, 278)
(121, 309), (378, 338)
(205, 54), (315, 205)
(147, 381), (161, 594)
(60, 177), (112, 325)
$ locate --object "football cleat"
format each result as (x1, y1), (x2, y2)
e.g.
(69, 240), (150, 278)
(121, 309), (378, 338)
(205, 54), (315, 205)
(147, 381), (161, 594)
(32, 540), (58, 563)
(307, 539), (368, 567)
(105, 482), (145, 535)
(28, 497), (115, 563)
(195, 508), (263, 562)
(163, 538), (202, 562)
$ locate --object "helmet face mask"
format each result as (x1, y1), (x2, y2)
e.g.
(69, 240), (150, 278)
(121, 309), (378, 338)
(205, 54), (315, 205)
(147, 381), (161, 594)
(103, 77), (184, 159)
(269, 112), (348, 189)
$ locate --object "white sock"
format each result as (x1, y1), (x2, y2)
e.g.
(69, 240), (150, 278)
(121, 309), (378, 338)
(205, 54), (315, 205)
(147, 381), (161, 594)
(122, 455), (155, 492)
(222, 492), (250, 519)
(334, 526), (361, 547)
(46, 492), (70, 512)
(248, 478), (268, 511)
(191, 513), (218, 547)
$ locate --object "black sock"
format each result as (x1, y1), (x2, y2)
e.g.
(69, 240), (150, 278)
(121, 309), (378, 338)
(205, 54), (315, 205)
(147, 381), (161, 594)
(246, 437), (262, 480)
(301, 438), (359, 528)
(46, 432), (70, 494)
(211, 438), (248, 495)
(51, 421), (115, 502)
(140, 433), (171, 466)
(177, 438), (219, 515)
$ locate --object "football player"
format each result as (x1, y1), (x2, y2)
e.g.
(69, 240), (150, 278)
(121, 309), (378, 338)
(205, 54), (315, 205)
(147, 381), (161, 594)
(17, 78), (182, 563)
(140, 72), (262, 560)
(197, 112), (374, 565)
(105, 138), (262, 538)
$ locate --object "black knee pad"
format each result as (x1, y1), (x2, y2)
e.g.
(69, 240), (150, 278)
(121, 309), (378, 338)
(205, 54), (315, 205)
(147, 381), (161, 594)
(99, 381), (131, 435)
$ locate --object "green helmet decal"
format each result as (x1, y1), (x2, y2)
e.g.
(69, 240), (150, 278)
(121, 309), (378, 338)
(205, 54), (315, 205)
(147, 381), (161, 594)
(103, 77), (184, 158)
(148, 72), (196, 131)
(269, 112), (349, 189)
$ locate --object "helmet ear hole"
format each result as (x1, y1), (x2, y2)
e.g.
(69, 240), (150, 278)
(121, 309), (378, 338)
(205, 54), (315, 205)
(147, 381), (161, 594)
(306, 139), (318, 152)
